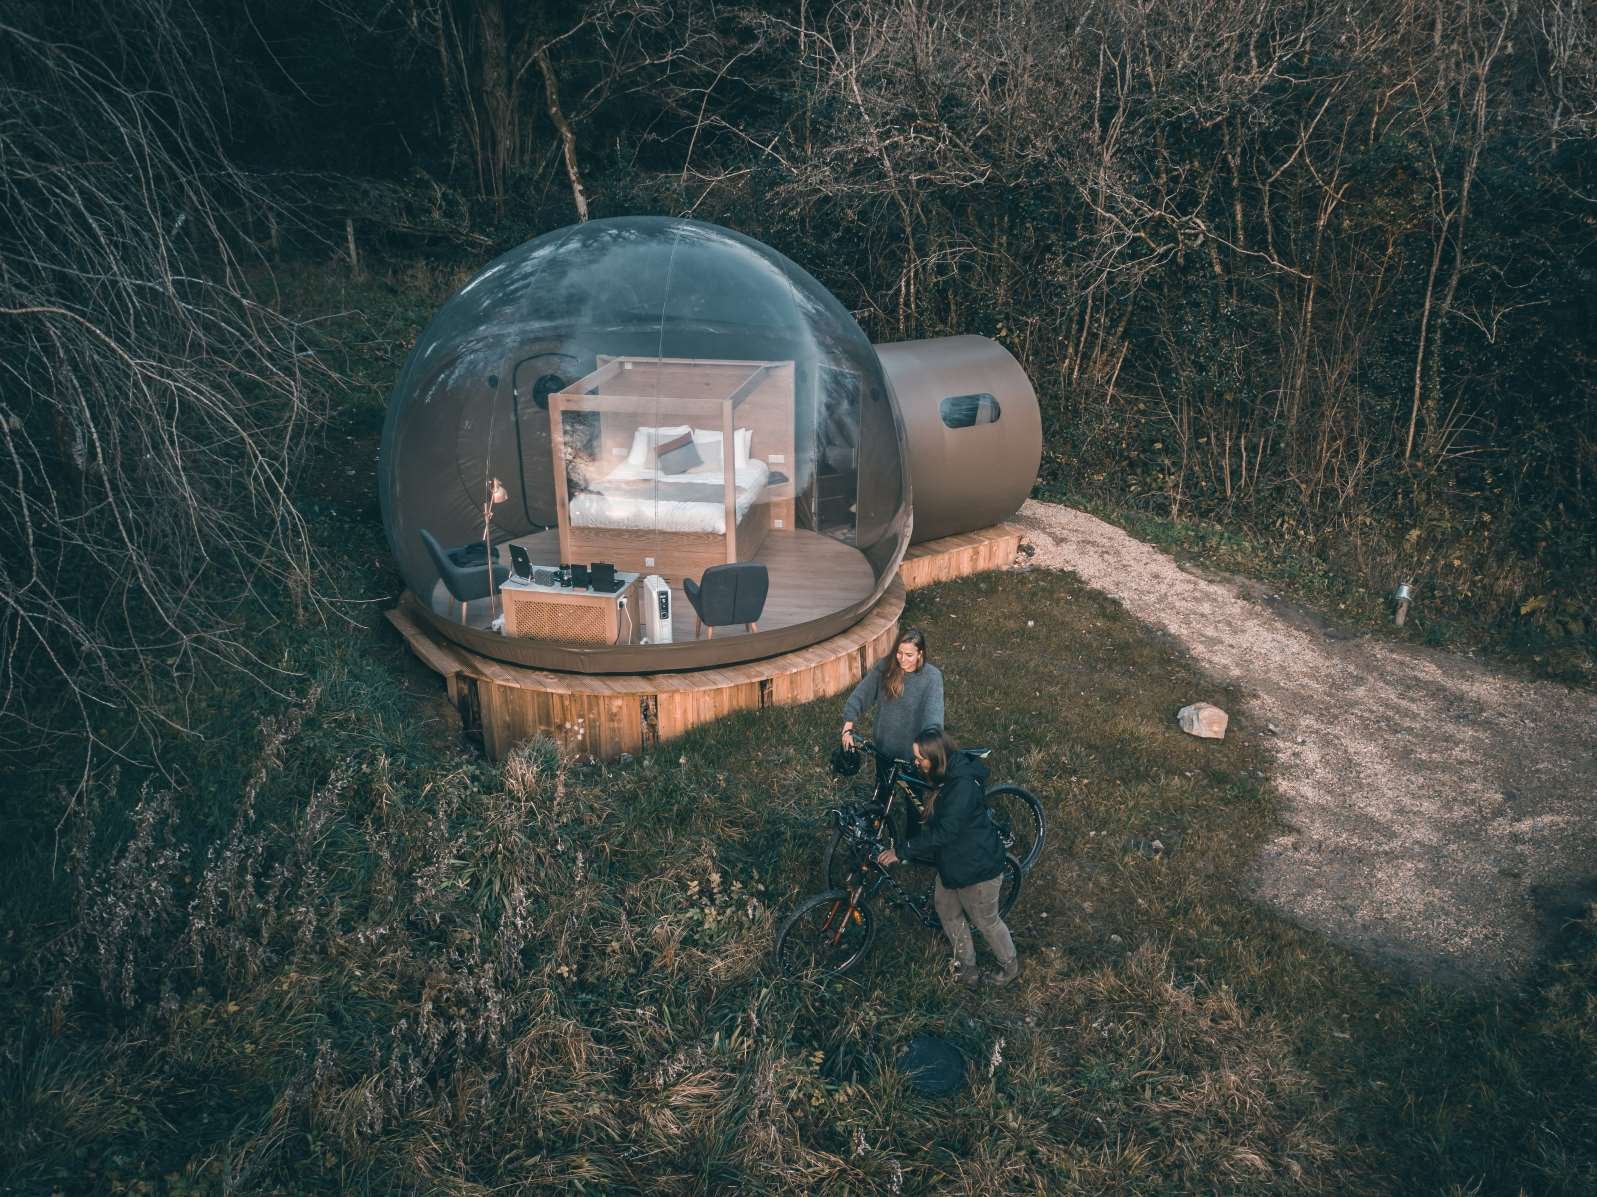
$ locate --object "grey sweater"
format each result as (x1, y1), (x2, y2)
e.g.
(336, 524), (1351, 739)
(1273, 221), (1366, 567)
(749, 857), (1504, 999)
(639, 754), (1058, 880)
(841, 660), (945, 762)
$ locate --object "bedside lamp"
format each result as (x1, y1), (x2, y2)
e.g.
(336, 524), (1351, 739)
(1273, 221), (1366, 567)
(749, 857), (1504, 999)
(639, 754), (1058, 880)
(483, 476), (508, 617)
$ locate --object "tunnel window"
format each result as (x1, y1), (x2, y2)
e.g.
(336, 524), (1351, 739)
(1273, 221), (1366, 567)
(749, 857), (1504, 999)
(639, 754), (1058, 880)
(940, 393), (1001, 428)
(531, 371), (567, 410)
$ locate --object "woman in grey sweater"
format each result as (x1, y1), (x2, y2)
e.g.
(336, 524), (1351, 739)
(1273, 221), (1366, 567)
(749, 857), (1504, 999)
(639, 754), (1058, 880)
(841, 628), (945, 833)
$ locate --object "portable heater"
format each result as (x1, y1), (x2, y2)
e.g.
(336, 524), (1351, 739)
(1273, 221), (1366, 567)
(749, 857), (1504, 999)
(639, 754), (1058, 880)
(641, 574), (673, 644)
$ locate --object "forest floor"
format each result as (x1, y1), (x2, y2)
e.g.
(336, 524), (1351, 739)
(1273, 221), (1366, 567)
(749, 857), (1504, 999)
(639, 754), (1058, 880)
(1015, 499), (1597, 986)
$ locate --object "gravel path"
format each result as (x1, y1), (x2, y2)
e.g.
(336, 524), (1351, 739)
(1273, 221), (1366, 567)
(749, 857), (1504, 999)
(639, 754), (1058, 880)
(1013, 500), (1597, 985)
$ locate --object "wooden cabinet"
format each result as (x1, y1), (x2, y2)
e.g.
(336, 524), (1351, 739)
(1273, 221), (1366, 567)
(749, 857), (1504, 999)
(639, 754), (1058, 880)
(500, 573), (640, 643)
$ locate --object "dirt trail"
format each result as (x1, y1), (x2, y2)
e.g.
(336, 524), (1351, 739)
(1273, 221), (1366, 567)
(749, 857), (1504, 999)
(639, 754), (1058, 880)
(1014, 500), (1597, 985)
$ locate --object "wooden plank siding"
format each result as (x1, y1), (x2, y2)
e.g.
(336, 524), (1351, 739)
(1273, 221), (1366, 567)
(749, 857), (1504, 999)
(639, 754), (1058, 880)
(390, 523), (1022, 760)
(899, 523), (1021, 590)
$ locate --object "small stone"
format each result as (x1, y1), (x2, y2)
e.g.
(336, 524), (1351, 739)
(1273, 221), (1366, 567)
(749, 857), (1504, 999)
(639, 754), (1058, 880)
(1177, 702), (1229, 739)
(1109, 934), (1123, 944)
(1266, 723), (1279, 735)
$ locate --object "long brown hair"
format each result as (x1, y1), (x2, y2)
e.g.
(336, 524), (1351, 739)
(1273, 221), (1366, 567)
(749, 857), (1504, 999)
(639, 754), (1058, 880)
(882, 627), (928, 701)
(913, 727), (960, 818)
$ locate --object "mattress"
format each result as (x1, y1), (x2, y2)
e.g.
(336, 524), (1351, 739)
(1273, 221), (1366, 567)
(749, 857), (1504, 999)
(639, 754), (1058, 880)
(569, 459), (771, 534)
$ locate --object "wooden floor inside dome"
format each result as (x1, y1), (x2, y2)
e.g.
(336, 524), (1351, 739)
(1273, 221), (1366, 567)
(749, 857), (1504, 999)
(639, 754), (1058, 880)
(433, 528), (876, 641)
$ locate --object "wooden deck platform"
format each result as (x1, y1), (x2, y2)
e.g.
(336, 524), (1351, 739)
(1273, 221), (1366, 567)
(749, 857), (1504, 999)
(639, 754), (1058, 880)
(390, 579), (904, 760)
(391, 522), (1023, 760)
(900, 522), (1022, 589)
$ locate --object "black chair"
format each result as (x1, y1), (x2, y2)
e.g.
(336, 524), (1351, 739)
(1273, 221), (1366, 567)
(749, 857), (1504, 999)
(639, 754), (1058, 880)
(683, 562), (769, 639)
(420, 528), (510, 623)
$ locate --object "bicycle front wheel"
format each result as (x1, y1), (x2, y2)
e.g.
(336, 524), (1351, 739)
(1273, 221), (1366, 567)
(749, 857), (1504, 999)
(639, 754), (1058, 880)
(774, 890), (878, 977)
(987, 785), (1045, 873)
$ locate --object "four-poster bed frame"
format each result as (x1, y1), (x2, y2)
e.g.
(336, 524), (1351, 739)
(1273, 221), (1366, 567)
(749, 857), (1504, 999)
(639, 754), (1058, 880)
(548, 356), (796, 582)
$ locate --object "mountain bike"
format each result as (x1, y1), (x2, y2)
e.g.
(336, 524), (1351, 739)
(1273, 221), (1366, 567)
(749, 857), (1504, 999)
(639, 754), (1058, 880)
(820, 737), (1044, 890)
(775, 803), (1023, 977)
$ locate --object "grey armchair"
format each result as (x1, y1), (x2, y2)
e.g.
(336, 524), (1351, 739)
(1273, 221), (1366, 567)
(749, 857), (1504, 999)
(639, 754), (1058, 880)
(682, 562), (769, 639)
(420, 528), (510, 623)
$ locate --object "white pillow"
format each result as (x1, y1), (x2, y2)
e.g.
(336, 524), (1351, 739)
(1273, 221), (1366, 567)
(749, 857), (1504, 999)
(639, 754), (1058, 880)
(626, 424), (692, 468)
(691, 427), (754, 467)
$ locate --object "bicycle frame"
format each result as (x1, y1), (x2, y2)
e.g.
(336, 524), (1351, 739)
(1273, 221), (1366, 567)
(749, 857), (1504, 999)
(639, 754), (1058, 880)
(823, 804), (940, 934)
(785, 739), (1034, 977)
(850, 740), (935, 842)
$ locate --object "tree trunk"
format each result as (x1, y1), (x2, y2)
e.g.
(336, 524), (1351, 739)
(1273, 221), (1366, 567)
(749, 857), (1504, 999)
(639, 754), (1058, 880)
(475, 0), (514, 210)
(536, 46), (588, 222)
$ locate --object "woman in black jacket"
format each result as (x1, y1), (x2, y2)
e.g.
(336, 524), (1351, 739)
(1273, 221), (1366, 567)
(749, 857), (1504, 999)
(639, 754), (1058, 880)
(878, 728), (1020, 987)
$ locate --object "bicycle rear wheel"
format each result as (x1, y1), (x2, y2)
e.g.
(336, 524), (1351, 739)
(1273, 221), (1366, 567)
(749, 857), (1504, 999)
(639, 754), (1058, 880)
(822, 823), (871, 891)
(987, 785), (1045, 873)
(998, 853), (1023, 917)
(913, 853), (1023, 922)
(774, 890), (878, 977)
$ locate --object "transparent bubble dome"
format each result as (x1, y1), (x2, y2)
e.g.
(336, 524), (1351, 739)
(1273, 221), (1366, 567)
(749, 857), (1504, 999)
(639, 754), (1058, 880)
(378, 217), (911, 671)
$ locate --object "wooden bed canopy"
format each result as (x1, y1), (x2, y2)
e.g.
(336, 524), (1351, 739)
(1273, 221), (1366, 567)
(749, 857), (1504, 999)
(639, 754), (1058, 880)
(548, 355), (797, 583)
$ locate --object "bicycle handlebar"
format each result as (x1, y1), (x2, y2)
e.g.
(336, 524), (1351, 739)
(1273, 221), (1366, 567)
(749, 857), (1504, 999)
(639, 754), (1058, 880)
(841, 734), (916, 769)
(829, 805), (893, 856)
(836, 737), (938, 798)
(842, 732), (880, 756)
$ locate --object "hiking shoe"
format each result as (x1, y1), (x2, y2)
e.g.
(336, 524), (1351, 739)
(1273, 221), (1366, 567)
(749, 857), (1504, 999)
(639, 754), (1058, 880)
(986, 957), (1021, 988)
(953, 961), (980, 987)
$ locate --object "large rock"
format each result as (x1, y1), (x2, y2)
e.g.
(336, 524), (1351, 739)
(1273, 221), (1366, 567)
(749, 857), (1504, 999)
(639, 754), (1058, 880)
(1177, 702), (1228, 739)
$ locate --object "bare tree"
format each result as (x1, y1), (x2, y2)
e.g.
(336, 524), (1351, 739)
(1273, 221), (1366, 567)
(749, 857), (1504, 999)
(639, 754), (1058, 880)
(0, 4), (331, 795)
(326, 0), (680, 216)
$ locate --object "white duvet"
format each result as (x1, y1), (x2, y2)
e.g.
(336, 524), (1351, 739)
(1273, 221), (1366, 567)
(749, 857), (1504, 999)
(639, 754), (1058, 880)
(570, 458), (771, 534)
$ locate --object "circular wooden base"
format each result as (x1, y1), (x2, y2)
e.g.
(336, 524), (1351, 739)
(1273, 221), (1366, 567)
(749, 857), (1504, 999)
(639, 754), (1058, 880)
(389, 578), (903, 760)
(385, 522), (1020, 761)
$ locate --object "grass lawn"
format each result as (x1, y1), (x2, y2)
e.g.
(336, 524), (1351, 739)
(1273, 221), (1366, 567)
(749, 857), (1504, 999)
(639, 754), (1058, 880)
(3, 562), (1594, 1194)
(2, 262), (1591, 1193)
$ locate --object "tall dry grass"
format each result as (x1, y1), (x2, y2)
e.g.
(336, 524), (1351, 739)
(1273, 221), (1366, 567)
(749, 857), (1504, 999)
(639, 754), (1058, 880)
(2, 570), (1592, 1194)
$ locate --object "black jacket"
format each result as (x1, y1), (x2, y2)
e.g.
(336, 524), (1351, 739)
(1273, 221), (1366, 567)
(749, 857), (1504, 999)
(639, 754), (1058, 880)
(903, 751), (1005, 889)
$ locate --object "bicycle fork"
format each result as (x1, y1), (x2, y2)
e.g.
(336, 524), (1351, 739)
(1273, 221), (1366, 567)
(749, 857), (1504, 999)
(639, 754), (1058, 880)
(820, 884), (867, 946)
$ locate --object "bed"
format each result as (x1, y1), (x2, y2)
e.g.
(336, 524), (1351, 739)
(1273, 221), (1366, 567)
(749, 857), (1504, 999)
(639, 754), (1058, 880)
(570, 457), (772, 534)
(548, 357), (795, 581)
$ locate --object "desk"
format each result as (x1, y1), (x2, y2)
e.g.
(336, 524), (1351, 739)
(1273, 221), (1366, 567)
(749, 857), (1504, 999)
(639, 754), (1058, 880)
(500, 572), (640, 643)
